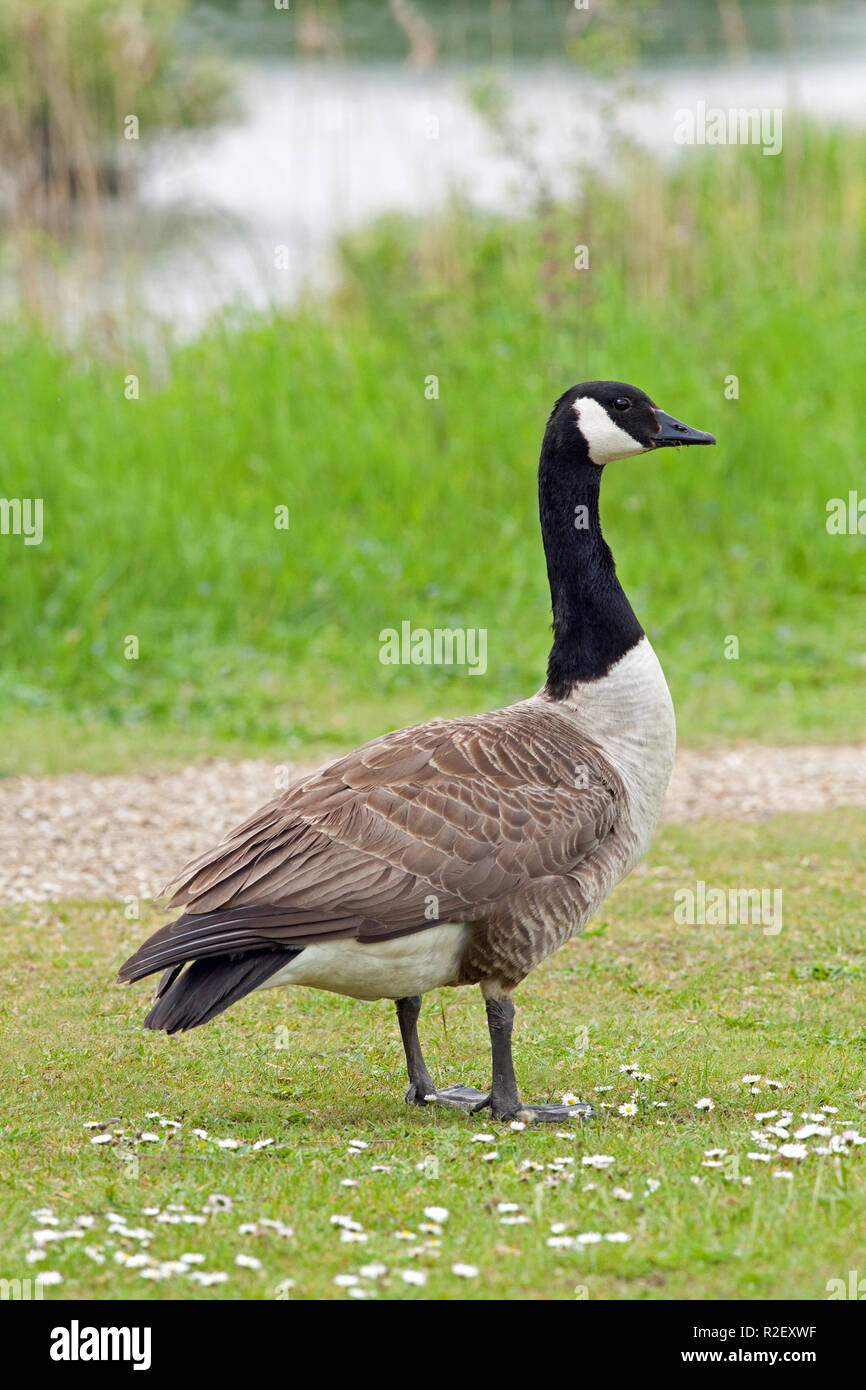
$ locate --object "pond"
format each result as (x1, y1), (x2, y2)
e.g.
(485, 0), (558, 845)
(19, 0), (866, 339)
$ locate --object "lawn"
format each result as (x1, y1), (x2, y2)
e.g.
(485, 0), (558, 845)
(3, 809), (864, 1301)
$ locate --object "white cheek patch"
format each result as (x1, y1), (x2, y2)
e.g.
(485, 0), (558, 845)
(572, 397), (648, 465)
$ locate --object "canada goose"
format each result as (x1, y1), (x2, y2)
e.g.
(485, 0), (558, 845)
(119, 381), (715, 1122)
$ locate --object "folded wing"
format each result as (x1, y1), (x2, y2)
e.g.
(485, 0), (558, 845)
(118, 703), (623, 984)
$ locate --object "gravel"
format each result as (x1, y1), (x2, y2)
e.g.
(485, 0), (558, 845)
(1, 744), (864, 904)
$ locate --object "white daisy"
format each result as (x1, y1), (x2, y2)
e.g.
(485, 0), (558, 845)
(423, 1206), (449, 1223)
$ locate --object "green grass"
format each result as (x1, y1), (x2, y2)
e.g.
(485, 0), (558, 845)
(1, 121), (865, 774)
(2, 809), (865, 1300)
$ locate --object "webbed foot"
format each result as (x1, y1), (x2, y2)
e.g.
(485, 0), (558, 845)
(424, 1085), (593, 1122)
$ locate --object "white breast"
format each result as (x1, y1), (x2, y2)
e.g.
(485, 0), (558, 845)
(545, 636), (676, 868)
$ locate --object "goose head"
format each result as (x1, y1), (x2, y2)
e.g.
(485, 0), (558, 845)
(549, 380), (716, 467)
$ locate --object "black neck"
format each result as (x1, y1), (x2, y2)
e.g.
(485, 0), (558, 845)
(539, 440), (643, 698)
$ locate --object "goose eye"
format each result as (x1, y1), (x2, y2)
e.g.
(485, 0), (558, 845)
(613, 397), (631, 411)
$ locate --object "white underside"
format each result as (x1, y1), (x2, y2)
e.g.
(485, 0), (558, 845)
(262, 922), (471, 1001)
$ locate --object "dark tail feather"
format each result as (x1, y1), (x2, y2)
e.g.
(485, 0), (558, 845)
(144, 948), (299, 1034)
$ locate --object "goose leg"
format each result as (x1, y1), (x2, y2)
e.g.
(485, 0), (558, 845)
(395, 996), (490, 1111)
(468, 995), (594, 1123)
(396, 996), (436, 1104)
(397, 993), (593, 1122)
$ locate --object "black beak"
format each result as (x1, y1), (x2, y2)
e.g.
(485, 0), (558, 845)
(652, 409), (716, 448)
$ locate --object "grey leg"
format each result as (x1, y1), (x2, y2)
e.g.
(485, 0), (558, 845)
(400, 991), (594, 1123)
(395, 996), (436, 1104)
(396, 995), (490, 1112)
(478, 996), (521, 1115)
(468, 994), (594, 1123)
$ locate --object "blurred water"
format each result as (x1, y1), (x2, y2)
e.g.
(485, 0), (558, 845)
(49, 52), (866, 339)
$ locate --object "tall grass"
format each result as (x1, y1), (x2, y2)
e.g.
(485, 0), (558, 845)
(1, 123), (864, 770)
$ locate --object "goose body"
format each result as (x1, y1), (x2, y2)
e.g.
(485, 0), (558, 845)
(119, 381), (714, 1121)
(263, 639), (674, 1002)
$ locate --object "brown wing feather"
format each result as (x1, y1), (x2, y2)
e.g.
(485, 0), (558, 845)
(118, 704), (623, 983)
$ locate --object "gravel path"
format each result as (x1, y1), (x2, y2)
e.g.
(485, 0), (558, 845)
(1, 744), (864, 904)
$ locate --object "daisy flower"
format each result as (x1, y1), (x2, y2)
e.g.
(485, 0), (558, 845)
(423, 1207), (449, 1223)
